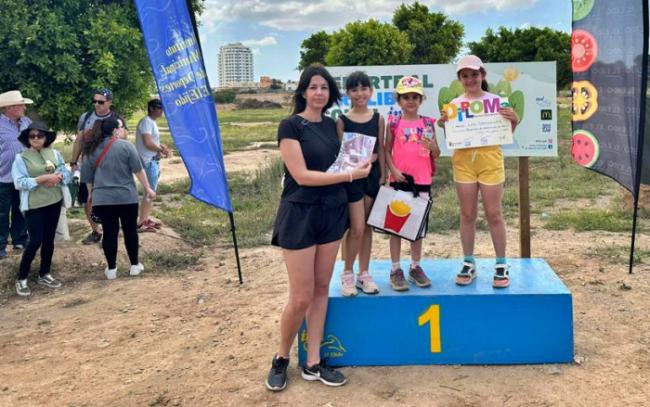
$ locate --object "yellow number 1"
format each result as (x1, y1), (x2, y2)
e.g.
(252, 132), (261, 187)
(418, 305), (442, 353)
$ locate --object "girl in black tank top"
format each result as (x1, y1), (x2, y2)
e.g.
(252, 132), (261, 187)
(335, 71), (386, 297)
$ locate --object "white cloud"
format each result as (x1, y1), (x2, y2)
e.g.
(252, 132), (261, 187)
(241, 36), (278, 47)
(432, 0), (538, 14)
(199, 0), (539, 32)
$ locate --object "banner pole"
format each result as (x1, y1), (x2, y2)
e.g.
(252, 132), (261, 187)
(229, 212), (244, 284)
(185, 0), (243, 282)
(518, 157), (531, 258)
(629, 0), (649, 274)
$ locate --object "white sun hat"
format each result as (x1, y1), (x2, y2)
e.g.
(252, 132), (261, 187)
(0, 90), (34, 108)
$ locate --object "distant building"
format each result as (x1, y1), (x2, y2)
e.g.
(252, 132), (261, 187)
(285, 80), (298, 92)
(259, 76), (272, 89)
(218, 43), (254, 88)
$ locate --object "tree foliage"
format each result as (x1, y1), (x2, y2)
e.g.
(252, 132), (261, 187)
(468, 27), (571, 88)
(298, 31), (331, 70)
(0, 0), (204, 132)
(325, 20), (412, 66)
(393, 2), (464, 64)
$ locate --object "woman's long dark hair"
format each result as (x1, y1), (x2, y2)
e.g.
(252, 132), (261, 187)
(82, 120), (105, 156)
(82, 117), (122, 156)
(291, 64), (341, 115)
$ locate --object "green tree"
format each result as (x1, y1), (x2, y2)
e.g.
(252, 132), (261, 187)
(326, 20), (412, 66)
(467, 27), (571, 88)
(298, 31), (331, 70)
(270, 79), (284, 90)
(393, 2), (464, 64)
(0, 0), (204, 132)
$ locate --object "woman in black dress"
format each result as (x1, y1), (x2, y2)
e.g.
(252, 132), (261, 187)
(265, 64), (371, 391)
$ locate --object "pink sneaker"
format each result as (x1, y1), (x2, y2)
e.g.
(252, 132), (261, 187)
(340, 272), (358, 297)
(356, 272), (379, 294)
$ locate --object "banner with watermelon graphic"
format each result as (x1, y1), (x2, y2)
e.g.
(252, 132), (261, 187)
(570, 0), (648, 194)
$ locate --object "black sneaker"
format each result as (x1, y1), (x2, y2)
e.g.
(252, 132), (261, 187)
(37, 273), (62, 288)
(301, 360), (347, 387)
(82, 231), (102, 245)
(265, 355), (289, 391)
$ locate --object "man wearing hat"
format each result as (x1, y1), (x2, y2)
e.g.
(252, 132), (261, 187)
(70, 88), (120, 245)
(0, 90), (32, 259)
(135, 98), (169, 232)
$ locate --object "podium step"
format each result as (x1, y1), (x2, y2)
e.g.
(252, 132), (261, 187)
(298, 258), (573, 366)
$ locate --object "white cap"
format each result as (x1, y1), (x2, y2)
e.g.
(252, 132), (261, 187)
(456, 55), (485, 72)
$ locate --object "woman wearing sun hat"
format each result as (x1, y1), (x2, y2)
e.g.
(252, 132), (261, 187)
(11, 121), (71, 296)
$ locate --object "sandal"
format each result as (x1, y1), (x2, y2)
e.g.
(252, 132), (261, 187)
(493, 264), (510, 288)
(137, 222), (157, 233)
(455, 261), (477, 286)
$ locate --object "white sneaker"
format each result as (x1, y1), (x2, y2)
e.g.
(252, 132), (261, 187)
(104, 267), (117, 280)
(129, 263), (144, 276)
(340, 272), (358, 297)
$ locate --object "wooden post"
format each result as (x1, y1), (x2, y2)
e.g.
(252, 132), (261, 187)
(518, 157), (531, 258)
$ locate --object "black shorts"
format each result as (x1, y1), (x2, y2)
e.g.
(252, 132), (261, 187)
(78, 182), (89, 204)
(346, 161), (381, 202)
(271, 201), (348, 250)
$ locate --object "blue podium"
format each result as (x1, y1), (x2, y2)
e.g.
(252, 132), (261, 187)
(298, 258), (573, 366)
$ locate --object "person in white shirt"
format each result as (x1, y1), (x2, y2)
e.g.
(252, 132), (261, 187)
(135, 99), (168, 232)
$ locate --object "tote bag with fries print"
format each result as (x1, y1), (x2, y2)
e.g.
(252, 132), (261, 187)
(367, 186), (431, 242)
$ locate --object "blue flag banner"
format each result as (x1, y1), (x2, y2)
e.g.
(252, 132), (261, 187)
(134, 0), (232, 212)
(570, 0), (648, 194)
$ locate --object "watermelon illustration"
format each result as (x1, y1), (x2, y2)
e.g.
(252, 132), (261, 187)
(571, 130), (600, 168)
(572, 29), (598, 73)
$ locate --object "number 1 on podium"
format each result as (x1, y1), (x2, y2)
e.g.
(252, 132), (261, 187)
(418, 305), (442, 353)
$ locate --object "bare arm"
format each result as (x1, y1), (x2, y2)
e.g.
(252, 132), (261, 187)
(134, 169), (156, 201)
(335, 117), (344, 140)
(280, 139), (370, 186)
(71, 130), (83, 166)
(142, 133), (159, 152)
(383, 125), (405, 183)
(499, 107), (519, 132)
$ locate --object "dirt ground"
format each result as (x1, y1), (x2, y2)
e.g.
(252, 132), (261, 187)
(1, 152), (649, 406)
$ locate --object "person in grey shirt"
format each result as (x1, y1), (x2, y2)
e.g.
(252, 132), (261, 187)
(71, 88), (119, 245)
(81, 117), (155, 280)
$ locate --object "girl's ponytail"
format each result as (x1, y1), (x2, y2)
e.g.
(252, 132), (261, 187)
(481, 79), (489, 91)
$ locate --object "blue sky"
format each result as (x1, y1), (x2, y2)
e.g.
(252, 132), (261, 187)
(196, 0), (572, 86)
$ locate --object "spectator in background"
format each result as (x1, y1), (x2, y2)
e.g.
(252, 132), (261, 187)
(12, 121), (70, 296)
(81, 117), (155, 280)
(135, 99), (169, 232)
(0, 90), (31, 260)
(71, 88), (121, 245)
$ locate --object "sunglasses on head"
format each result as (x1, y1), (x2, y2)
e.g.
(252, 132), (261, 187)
(92, 99), (106, 105)
(28, 132), (45, 140)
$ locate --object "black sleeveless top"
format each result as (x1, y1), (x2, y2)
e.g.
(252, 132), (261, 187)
(339, 112), (380, 154)
(277, 115), (346, 207)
